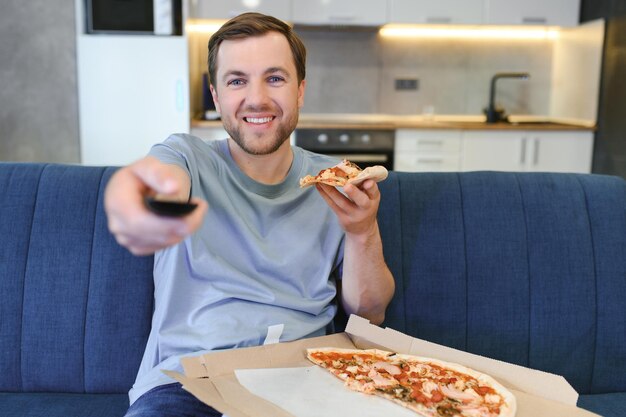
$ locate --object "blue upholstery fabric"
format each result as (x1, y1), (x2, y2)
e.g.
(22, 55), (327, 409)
(0, 392), (128, 417)
(1, 163), (625, 417)
(578, 392), (626, 417)
(378, 171), (626, 398)
(0, 164), (154, 394)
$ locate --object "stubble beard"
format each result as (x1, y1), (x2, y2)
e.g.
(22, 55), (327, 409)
(223, 111), (298, 156)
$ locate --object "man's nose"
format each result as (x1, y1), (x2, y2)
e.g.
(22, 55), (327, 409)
(246, 81), (271, 106)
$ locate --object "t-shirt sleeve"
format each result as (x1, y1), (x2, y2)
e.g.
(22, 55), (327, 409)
(147, 134), (192, 174)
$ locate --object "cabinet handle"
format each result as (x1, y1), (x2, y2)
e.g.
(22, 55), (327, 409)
(418, 140), (444, 146)
(520, 138), (527, 165)
(328, 15), (356, 22)
(522, 17), (547, 24)
(533, 139), (540, 166)
(426, 17), (452, 24)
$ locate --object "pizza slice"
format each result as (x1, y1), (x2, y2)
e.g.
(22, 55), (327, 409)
(299, 159), (388, 188)
(307, 347), (516, 417)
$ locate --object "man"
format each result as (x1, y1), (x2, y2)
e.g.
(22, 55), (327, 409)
(104, 12), (395, 417)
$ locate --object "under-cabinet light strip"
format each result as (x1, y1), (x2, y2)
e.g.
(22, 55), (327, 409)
(186, 21), (560, 41)
(379, 25), (559, 40)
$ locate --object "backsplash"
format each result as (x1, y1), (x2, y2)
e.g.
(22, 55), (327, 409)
(300, 28), (553, 116)
(189, 28), (555, 117)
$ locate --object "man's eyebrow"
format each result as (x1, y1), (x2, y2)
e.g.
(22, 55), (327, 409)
(221, 70), (246, 81)
(265, 67), (291, 78)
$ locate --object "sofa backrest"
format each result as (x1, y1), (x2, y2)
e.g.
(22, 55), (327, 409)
(377, 171), (626, 395)
(1, 164), (625, 397)
(0, 163), (154, 394)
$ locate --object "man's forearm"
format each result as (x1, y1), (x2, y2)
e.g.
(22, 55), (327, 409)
(340, 221), (395, 325)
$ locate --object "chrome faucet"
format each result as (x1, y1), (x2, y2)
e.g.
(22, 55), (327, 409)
(484, 72), (530, 123)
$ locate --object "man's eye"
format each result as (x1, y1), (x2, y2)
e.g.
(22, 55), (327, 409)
(268, 76), (285, 83)
(228, 79), (245, 86)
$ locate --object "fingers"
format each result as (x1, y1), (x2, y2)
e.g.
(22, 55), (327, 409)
(104, 158), (206, 256)
(344, 180), (379, 207)
(316, 184), (355, 214)
(110, 199), (208, 256)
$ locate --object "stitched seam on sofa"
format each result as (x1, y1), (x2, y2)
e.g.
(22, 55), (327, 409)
(82, 167), (106, 393)
(396, 174), (407, 331)
(457, 172), (469, 351)
(19, 163), (48, 391)
(515, 172), (532, 368)
(576, 175), (599, 393)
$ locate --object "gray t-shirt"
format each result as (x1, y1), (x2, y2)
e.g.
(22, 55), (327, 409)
(129, 134), (345, 403)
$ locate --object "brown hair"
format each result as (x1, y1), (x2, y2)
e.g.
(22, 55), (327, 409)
(208, 12), (306, 87)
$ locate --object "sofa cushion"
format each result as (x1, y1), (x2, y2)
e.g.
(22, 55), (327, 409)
(0, 164), (154, 393)
(0, 392), (128, 417)
(378, 171), (626, 395)
(578, 392), (626, 417)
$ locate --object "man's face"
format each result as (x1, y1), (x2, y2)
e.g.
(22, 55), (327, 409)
(210, 32), (305, 156)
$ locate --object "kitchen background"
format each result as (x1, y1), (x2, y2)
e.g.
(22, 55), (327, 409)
(1, 0), (625, 178)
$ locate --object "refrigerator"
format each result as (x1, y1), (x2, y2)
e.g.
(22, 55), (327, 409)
(75, 0), (190, 166)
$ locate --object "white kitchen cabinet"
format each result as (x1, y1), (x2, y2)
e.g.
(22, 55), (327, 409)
(524, 131), (594, 173)
(461, 131), (524, 172)
(388, 0), (483, 25)
(189, 0), (292, 21)
(292, 0), (388, 26)
(484, 0), (580, 27)
(394, 129), (462, 172)
(461, 130), (594, 173)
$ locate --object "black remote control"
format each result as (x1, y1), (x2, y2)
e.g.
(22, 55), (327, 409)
(144, 197), (198, 217)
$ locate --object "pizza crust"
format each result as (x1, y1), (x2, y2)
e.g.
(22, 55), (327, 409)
(348, 165), (389, 186)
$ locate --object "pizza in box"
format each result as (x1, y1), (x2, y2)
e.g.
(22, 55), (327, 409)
(307, 347), (516, 417)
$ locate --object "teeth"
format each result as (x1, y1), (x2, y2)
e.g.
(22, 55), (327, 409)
(246, 117), (273, 124)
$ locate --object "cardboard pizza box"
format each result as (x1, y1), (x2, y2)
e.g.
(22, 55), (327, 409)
(164, 315), (601, 417)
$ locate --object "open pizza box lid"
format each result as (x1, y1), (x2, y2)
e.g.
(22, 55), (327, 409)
(164, 315), (601, 417)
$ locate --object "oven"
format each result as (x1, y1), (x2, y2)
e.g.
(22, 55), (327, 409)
(293, 128), (395, 170)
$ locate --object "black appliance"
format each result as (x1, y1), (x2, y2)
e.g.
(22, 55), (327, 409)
(294, 129), (395, 170)
(85, 0), (182, 35)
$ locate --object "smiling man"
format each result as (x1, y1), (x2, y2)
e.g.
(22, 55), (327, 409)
(104, 12), (394, 417)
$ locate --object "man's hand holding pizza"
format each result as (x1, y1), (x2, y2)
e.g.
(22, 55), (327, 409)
(314, 172), (395, 326)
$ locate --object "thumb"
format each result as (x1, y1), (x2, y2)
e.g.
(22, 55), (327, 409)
(130, 156), (179, 195)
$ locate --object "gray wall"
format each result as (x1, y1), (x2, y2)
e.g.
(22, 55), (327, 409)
(300, 29), (553, 116)
(0, 1), (80, 163)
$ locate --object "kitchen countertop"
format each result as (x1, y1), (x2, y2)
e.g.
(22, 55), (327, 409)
(192, 114), (596, 131)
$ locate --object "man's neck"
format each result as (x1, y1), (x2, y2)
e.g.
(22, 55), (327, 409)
(227, 139), (294, 185)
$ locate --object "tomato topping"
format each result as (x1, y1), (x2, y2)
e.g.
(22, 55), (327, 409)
(431, 390), (444, 403)
(411, 389), (430, 404)
(476, 386), (495, 395)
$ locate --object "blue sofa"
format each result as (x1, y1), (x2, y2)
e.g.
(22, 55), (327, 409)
(1, 163), (624, 417)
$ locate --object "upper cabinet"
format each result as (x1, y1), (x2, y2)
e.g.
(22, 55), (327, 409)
(484, 0), (580, 27)
(189, 0), (292, 22)
(189, 0), (580, 27)
(389, 0), (483, 25)
(292, 0), (388, 26)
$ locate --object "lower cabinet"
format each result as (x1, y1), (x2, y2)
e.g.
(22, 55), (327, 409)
(192, 126), (594, 174)
(394, 129), (463, 172)
(461, 130), (594, 173)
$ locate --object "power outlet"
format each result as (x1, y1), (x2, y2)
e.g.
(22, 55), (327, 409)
(395, 78), (419, 91)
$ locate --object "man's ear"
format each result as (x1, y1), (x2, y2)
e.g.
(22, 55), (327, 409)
(210, 84), (221, 113)
(297, 79), (306, 109)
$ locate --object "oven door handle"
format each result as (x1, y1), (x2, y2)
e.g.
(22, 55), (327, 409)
(325, 154), (389, 163)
